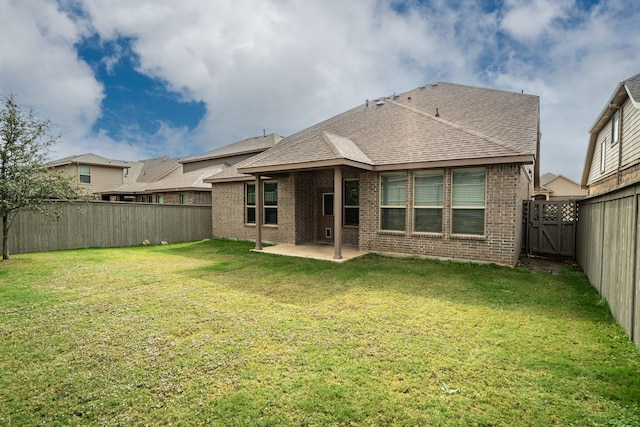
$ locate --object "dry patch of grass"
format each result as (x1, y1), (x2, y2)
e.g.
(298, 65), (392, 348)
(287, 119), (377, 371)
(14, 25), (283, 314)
(1, 239), (639, 426)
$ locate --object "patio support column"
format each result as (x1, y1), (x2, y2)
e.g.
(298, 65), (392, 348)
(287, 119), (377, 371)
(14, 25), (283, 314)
(333, 167), (343, 260)
(255, 175), (263, 251)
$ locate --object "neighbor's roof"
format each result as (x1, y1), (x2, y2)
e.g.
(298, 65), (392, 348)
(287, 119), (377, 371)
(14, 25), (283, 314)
(181, 133), (283, 164)
(207, 82), (540, 182)
(102, 163), (227, 194)
(581, 72), (640, 186)
(134, 156), (192, 182)
(48, 153), (132, 169)
(541, 173), (581, 187)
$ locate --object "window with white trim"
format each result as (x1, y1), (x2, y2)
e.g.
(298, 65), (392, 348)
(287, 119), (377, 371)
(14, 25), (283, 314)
(79, 165), (91, 184)
(380, 172), (406, 231)
(344, 179), (359, 226)
(414, 170), (443, 233)
(451, 168), (486, 236)
(612, 110), (620, 145)
(600, 138), (606, 174)
(180, 193), (189, 205)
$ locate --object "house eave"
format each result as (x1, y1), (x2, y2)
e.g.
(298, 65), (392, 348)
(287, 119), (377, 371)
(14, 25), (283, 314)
(371, 155), (534, 171)
(231, 154), (534, 178)
(238, 158), (375, 175)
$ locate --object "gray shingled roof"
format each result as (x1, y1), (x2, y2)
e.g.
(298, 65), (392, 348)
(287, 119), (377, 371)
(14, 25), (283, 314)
(625, 73), (640, 106)
(134, 156), (192, 182)
(226, 82), (538, 177)
(181, 133), (283, 164)
(104, 163), (226, 194)
(48, 153), (132, 168)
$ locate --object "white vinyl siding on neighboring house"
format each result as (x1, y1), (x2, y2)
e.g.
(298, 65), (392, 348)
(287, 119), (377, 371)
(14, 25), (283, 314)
(621, 97), (640, 168)
(380, 173), (406, 231)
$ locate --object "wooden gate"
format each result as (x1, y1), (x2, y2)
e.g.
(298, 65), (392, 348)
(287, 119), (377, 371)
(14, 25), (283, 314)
(523, 200), (577, 258)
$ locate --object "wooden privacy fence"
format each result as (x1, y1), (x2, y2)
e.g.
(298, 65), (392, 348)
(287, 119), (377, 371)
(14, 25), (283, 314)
(1, 201), (212, 255)
(576, 182), (639, 350)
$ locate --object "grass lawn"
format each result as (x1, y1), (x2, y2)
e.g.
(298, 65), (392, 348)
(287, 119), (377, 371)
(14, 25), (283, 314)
(0, 239), (639, 426)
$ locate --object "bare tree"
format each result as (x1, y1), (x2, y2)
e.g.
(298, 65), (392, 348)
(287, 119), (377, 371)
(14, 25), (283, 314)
(0, 94), (77, 260)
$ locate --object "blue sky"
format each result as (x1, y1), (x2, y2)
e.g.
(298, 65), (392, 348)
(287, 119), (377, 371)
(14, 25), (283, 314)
(1, 0), (639, 181)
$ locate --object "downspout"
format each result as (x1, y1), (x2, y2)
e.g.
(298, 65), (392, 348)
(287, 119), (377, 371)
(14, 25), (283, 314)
(618, 106), (623, 185)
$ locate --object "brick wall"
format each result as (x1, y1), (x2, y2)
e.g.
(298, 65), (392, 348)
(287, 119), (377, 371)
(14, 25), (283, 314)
(211, 164), (528, 265)
(359, 164), (528, 266)
(588, 162), (640, 196)
(211, 178), (294, 244)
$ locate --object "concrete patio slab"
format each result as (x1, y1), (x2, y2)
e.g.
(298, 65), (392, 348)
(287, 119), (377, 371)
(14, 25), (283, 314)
(256, 243), (368, 263)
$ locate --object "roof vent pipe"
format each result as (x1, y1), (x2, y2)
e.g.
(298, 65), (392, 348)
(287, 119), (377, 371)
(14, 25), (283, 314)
(435, 107), (440, 118)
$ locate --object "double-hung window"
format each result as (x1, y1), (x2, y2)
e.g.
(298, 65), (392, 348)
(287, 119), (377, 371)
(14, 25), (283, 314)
(246, 182), (256, 224)
(414, 170), (443, 233)
(180, 193), (189, 205)
(79, 165), (91, 184)
(344, 179), (359, 226)
(380, 172), (406, 231)
(246, 181), (278, 225)
(451, 169), (486, 236)
(263, 181), (278, 225)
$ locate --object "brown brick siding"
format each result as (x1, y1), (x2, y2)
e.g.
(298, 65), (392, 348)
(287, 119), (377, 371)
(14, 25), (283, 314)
(588, 162), (640, 196)
(212, 164), (529, 266)
(211, 178), (294, 244)
(359, 164), (528, 266)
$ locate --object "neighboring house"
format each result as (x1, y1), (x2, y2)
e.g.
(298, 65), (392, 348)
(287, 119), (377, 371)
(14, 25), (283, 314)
(48, 153), (134, 199)
(581, 72), (640, 196)
(97, 134), (281, 205)
(535, 173), (587, 200)
(100, 157), (224, 205)
(180, 133), (283, 173)
(576, 72), (640, 350)
(206, 82), (540, 266)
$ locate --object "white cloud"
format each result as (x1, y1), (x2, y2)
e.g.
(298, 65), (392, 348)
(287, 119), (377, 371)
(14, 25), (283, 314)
(1, 0), (103, 136)
(2, 0), (639, 182)
(501, 0), (572, 40)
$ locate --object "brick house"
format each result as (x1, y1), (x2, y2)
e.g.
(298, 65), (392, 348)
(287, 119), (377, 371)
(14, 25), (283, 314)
(98, 134), (282, 205)
(99, 156), (223, 205)
(581, 72), (640, 196)
(206, 82), (540, 266)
